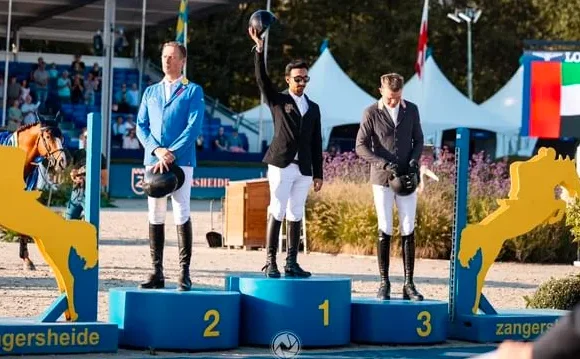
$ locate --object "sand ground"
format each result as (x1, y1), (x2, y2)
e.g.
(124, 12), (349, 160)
(0, 199), (578, 358)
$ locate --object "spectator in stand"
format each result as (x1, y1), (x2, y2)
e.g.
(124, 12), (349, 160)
(84, 72), (99, 106)
(114, 83), (130, 113)
(32, 60), (49, 112)
(213, 126), (228, 151)
(57, 71), (71, 105)
(112, 116), (126, 148)
(48, 63), (59, 80)
(126, 83), (140, 113)
(90, 63), (102, 91)
(228, 129), (246, 152)
(196, 135), (204, 152)
(21, 95), (40, 125)
(71, 75), (84, 104)
(71, 54), (85, 76)
(7, 76), (20, 105)
(124, 114), (136, 132)
(122, 128), (140, 149)
(19, 79), (30, 105)
(7, 99), (23, 132)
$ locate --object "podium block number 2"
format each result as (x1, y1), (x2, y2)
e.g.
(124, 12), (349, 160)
(318, 299), (329, 327)
(416, 310), (432, 337)
(203, 309), (220, 337)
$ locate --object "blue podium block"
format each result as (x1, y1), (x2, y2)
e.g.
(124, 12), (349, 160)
(225, 275), (351, 348)
(108, 287), (240, 351)
(450, 309), (566, 342)
(351, 298), (449, 344)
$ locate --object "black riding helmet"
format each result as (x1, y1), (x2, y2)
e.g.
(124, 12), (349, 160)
(248, 10), (277, 39)
(388, 173), (418, 196)
(141, 162), (186, 198)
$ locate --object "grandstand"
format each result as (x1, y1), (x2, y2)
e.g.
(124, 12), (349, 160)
(0, 0), (261, 156)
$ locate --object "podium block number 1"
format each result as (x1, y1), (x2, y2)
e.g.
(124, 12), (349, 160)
(318, 299), (329, 327)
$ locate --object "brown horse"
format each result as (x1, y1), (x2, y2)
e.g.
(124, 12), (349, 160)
(0, 120), (67, 270)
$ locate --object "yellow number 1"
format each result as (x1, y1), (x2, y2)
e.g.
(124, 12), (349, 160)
(318, 299), (329, 326)
(416, 310), (432, 337)
(203, 309), (220, 337)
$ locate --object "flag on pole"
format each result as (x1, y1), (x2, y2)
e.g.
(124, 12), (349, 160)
(176, 0), (188, 45)
(415, 0), (429, 80)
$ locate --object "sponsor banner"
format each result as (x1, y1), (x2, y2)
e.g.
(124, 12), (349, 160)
(109, 163), (266, 199)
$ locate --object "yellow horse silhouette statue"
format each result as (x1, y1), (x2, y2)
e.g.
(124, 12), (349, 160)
(458, 147), (580, 315)
(0, 146), (98, 322)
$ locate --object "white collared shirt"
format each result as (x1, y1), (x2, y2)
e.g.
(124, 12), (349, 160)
(289, 91), (309, 116)
(163, 75), (183, 102)
(383, 101), (399, 125)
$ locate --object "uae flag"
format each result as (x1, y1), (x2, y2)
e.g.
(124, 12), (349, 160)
(529, 61), (580, 138)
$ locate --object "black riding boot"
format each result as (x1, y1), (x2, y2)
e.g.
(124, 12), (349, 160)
(377, 231), (391, 300)
(402, 231), (424, 301)
(284, 220), (311, 277)
(177, 218), (193, 291)
(139, 223), (165, 289)
(262, 215), (281, 278)
(20, 237), (36, 271)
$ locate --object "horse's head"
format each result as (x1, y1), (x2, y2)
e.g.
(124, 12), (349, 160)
(18, 120), (68, 173)
(554, 153), (580, 199)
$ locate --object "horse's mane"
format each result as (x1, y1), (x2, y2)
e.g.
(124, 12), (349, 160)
(15, 121), (41, 133)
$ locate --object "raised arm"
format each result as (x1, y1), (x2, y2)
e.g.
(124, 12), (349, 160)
(249, 27), (277, 105)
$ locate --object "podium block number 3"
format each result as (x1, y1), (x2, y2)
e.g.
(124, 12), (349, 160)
(318, 299), (329, 326)
(416, 310), (432, 337)
(203, 309), (220, 337)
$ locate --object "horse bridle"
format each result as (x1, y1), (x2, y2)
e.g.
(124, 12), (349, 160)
(38, 125), (66, 168)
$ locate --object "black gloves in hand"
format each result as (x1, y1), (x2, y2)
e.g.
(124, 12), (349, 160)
(382, 162), (398, 179)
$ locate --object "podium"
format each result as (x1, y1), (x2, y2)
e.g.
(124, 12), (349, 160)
(224, 178), (269, 250)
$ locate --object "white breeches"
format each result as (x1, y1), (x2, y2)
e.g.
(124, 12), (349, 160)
(147, 165), (193, 226)
(372, 184), (417, 236)
(267, 164), (313, 222)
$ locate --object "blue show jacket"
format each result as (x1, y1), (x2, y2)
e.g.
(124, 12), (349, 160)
(136, 77), (205, 167)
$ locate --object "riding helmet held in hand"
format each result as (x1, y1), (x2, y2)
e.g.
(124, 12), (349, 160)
(388, 172), (419, 196)
(141, 162), (186, 198)
(248, 10), (277, 38)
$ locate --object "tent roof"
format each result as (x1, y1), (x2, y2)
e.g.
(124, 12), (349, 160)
(402, 57), (519, 135)
(0, 0), (247, 43)
(479, 66), (523, 129)
(240, 47), (377, 129)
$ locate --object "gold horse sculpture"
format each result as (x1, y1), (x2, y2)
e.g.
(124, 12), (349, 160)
(0, 146), (98, 321)
(458, 147), (580, 315)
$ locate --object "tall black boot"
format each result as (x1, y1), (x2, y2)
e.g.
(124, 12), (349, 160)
(402, 231), (424, 301)
(377, 231), (391, 300)
(177, 218), (193, 291)
(262, 215), (282, 278)
(284, 220), (311, 277)
(139, 223), (165, 289)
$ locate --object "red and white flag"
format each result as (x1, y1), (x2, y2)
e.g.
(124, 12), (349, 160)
(415, 0), (429, 80)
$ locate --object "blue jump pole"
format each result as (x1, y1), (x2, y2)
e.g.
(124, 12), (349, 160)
(85, 112), (102, 236)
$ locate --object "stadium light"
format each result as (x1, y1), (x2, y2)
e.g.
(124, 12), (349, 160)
(447, 6), (483, 101)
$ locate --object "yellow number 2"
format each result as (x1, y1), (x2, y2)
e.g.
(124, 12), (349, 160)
(203, 309), (220, 337)
(416, 310), (432, 337)
(318, 299), (329, 326)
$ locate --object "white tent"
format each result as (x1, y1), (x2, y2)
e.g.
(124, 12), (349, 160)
(239, 48), (378, 149)
(402, 56), (520, 157)
(479, 66), (537, 157)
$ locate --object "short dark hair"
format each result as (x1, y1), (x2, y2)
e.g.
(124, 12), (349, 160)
(380, 73), (404, 92)
(285, 59), (308, 76)
(162, 41), (187, 59)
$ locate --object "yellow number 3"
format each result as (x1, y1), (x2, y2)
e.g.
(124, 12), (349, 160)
(416, 310), (432, 337)
(203, 309), (220, 337)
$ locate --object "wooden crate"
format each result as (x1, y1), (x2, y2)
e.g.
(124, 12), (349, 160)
(224, 178), (269, 250)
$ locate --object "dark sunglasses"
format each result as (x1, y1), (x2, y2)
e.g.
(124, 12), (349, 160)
(293, 76), (310, 84)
